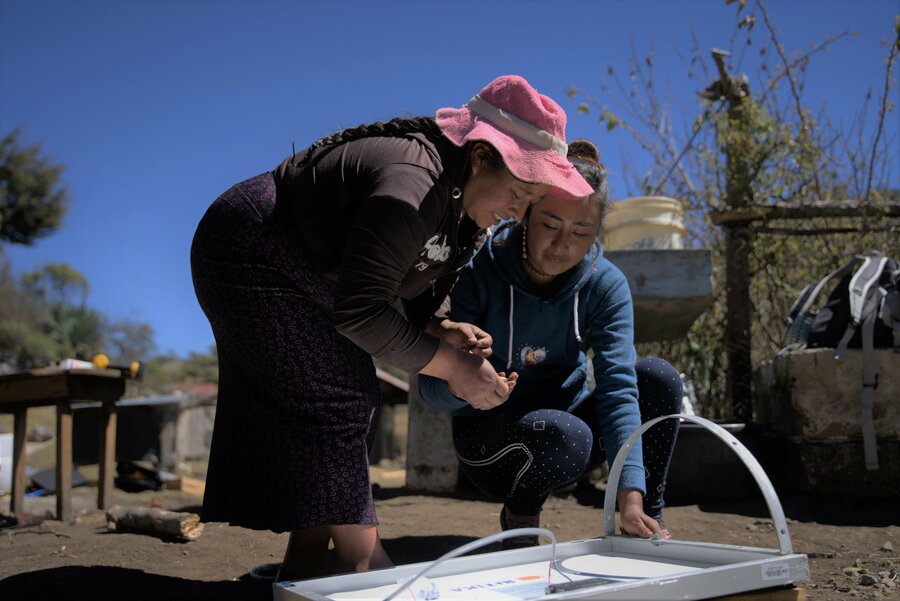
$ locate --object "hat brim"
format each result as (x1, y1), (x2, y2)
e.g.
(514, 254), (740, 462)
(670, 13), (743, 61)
(436, 106), (594, 200)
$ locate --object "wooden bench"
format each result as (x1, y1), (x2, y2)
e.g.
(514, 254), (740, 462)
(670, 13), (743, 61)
(0, 368), (128, 521)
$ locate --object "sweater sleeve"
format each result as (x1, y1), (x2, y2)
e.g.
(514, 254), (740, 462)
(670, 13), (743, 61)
(331, 165), (442, 374)
(402, 270), (457, 327)
(417, 375), (469, 412)
(586, 268), (645, 494)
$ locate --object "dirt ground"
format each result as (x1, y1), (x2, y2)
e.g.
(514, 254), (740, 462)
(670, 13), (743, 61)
(0, 470), (897, 601)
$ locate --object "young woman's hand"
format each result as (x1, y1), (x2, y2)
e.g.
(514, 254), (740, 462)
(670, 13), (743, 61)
(447, 357), (518, 410)
(617, 489), (662, 538)
(426, 318), (493, 358)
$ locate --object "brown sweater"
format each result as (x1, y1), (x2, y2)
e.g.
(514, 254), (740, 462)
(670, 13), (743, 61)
(273, 132), (486, 373)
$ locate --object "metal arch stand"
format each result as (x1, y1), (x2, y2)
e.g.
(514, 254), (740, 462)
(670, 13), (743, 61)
(604, 413), (794, 555)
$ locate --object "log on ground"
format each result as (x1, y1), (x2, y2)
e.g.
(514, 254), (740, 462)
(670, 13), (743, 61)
(106, 506), (204, 540)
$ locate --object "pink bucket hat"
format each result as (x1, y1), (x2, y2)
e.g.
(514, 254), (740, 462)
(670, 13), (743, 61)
(436, 75), (593, 199)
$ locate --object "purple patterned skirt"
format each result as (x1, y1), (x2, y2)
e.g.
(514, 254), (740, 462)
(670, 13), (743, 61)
(190, 172), (381, 532)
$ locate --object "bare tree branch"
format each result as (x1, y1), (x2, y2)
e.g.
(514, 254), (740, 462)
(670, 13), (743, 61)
(864, 29), (899, 203)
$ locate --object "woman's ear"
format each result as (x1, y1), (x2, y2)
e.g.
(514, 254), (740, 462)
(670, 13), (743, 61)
(468, 142), (490, 175)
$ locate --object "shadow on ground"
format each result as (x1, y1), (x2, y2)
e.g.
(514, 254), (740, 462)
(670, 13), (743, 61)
(0, 566), (271, 601)
(521, 481), (898, 529)
(695, 495), (900, 527)
(0, 535), (491, 601)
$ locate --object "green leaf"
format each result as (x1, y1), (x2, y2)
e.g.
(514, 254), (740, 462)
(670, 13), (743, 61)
(605, 112), (618, 131)
(577, 103), (590, 114)
(567, 87), (578, 99)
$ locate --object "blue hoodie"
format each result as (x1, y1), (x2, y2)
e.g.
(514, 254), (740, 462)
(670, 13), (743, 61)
(418, 222), (645, 493)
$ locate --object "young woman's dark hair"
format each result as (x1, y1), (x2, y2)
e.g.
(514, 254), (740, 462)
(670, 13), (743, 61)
(567, 139), (612, 228)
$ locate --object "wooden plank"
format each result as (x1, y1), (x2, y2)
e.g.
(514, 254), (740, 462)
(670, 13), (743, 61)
(709, 199), (900, 225)
(714, 586), (806, 600)
(56, 401), (73, 522)
(0, 374), (68, 406)
(170, 476), (206, 497)
(98, 403), (117, 510)
(10, 408), (27, 517)
(0, 369), (125, 409)
(66, 372), (126, 402)
(375, 367), (409, 393)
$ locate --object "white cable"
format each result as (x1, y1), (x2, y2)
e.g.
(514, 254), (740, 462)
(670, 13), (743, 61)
(382, 528), (558, 601)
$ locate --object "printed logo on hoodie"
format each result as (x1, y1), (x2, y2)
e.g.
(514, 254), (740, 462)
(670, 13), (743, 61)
(520, 345), (548, 366)
(414, 233), (452, 271)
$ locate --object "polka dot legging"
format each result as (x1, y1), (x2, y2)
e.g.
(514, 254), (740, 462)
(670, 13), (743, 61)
(452, 357), (683, 519)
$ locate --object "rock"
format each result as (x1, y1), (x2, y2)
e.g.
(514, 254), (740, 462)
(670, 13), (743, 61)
(881, 541), (894, 552)
(860, 574), (878, 586)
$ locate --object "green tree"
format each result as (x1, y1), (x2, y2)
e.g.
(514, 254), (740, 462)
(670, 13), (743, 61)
(102, 316), (157, 362)
(21, 262), (89, 306)
(137, 346), (219, 396)
(0, 127), (68, 245)
(0, 249), (59, 370)
(21, 263), (103, 360)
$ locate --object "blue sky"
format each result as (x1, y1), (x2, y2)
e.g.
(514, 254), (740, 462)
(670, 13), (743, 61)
(0, 0), (896, 358)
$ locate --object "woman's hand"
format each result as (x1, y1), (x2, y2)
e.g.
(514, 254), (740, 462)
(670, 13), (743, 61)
(419, 340), (517, 410)
(426, 318), (493, 358)
(617, 489), (662, 538)
(447, 357), (518, 410)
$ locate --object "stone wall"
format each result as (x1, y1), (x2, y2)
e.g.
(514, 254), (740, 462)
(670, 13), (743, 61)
(754, 348), (900, 497)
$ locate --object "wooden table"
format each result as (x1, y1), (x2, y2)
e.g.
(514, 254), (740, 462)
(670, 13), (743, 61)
(0, 368), (127, 521)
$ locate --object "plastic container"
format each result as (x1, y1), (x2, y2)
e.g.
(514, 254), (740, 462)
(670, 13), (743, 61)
(602, 196), (686, 250)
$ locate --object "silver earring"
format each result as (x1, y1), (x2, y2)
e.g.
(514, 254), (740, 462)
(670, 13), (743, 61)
(592, 239), (600, 273)
(521, 227), (528, 260)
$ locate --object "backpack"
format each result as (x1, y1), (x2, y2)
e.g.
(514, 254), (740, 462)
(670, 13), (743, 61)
(781, 253), (900, 471)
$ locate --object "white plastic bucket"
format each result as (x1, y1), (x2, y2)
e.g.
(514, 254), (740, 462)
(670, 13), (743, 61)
(602, 196), (686, 250)
(0, 433), (12, 495)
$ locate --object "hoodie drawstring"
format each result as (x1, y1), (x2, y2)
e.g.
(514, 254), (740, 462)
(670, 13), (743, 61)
(508, 285), (583, 368)
(573, 294), (582, 343)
